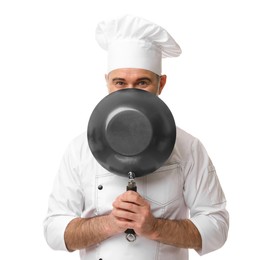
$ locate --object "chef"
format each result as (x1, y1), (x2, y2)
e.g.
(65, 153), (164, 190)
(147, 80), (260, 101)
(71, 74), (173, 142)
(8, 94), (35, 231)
(43, 14), (229, 260)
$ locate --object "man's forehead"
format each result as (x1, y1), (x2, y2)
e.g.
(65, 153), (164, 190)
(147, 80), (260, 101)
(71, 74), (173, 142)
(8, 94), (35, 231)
(108, 68), (155, 79)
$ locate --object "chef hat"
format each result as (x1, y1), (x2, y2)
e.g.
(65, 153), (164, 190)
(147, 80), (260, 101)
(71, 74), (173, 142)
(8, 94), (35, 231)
(95, 15), (182, 75)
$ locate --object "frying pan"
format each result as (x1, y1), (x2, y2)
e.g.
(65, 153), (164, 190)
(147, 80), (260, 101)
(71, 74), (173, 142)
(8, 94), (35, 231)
(87, 88), (176, 242)
(87, 88), (176, 177)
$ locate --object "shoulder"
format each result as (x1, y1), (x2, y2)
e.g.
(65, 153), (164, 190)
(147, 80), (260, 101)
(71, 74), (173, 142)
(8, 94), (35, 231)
(63, 132), (93, 166)
(67, 132), (88, 152)
(175, 126), (201, 153)
(176, 127), (196, 144)
(168, 126), (208, 164)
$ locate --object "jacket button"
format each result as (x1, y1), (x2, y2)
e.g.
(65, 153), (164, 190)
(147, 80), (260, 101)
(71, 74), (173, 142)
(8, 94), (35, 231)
(98, 185), (103, 190)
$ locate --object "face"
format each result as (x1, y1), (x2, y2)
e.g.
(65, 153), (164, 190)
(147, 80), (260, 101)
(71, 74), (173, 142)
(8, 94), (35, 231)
(105, 68), (167, 95)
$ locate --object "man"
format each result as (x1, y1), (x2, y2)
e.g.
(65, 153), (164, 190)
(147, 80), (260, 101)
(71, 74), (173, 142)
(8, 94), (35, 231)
(44, 15), (229, 259)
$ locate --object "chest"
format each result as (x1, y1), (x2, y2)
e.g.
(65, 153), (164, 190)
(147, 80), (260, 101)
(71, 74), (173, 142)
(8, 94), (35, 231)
(81, 161), (187, 219)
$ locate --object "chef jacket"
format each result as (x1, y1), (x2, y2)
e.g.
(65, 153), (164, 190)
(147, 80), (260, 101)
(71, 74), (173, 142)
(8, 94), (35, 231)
(43, 127), (229, 260)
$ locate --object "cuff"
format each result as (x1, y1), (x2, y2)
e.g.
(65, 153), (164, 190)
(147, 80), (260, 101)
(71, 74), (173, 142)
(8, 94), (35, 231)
(44, 216), (77, 251)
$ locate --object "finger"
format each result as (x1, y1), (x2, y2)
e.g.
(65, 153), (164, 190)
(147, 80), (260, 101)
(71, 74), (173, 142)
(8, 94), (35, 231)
(113, 192), (140, 208)
(121, 191), (146, 206)
(112, 207), (136, 223)
(113, 200), (140, 217)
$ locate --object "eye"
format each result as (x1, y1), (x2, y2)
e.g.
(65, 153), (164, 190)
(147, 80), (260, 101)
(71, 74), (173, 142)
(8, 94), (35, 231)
(114, 81), (126, 87)
(138, 80), (150, 86)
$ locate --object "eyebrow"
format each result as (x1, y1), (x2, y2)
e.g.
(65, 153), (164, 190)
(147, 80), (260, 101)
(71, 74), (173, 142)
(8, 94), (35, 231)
(112, 77), (126, 82)
(112, 77), (152, 82)
(137, 77), (152, 82)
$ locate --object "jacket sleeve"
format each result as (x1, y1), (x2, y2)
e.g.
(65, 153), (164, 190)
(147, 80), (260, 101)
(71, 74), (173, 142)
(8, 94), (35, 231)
(184, 138), (229, 255)
(43, 142), (84, 251)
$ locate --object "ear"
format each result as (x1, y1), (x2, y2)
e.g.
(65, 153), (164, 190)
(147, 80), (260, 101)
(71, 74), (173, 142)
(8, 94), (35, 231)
(158, 75), (167, 95)
(105, 74), (111, 92)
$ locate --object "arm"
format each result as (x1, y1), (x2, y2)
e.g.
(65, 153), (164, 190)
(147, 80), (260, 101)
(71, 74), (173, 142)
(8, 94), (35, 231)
(150, 218), (202, 249)
(185, 138), (229, 254)
(44, 138), (127, 252)
(44, 136), (108, 252)
(64, 214), (122, 251)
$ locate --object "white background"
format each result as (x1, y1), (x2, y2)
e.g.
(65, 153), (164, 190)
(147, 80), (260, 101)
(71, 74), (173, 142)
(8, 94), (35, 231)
(1, 0), (276, 259)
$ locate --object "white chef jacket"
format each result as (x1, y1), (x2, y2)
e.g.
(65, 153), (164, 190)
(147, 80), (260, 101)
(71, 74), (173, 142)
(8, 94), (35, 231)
(43, 127), (229, 260)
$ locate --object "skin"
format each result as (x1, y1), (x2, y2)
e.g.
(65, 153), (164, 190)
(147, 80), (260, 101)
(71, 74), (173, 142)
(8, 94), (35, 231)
(105, 68), (166, 95)
(64, 68), (202, 251)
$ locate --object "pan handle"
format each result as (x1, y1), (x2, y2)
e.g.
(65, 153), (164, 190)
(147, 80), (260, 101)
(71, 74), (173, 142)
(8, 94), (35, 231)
(125, 172), (137, 242)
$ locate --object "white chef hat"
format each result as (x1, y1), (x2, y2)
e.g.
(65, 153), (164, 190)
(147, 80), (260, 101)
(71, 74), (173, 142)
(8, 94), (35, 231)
(95, 15), (182, 75)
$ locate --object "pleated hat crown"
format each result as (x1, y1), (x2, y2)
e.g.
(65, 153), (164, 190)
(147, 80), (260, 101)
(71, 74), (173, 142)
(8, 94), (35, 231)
(95, 15), (182, 75)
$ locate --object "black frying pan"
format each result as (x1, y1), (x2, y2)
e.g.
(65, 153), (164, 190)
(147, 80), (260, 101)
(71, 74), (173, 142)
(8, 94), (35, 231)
(87, 88), (176, 242)
(87, 88), (176, 178)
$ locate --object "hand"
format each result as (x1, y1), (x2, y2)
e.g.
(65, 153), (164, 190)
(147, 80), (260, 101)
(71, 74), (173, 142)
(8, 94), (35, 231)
(111, 190), (157, 238)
